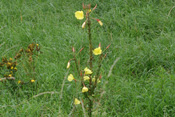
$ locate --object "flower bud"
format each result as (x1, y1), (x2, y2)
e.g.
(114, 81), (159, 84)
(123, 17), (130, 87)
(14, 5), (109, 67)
(96, 19), (103, 26)
(67, 61), (70, 69)
(82, 21), (86, 29)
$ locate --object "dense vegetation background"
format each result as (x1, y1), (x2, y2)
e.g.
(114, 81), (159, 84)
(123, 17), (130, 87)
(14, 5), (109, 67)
(0, 0), (175, 116)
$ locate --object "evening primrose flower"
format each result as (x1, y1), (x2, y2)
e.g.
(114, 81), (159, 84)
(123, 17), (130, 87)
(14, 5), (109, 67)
(83, 76), (90, 81)
(82, 86), (88, 93)
(93, 47), (102, 55)
(18, 80), (21, 84)
(31, 79), (35, 83)
(9, 58), (13, 61)
(84, 67), (92, 75)
(68, 74), (75, 82)
(74, 98), (81, 105)
(75, 11), (84, 20)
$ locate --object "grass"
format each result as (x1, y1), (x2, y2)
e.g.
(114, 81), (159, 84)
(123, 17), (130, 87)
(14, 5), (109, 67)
(0, 0), (175, 116)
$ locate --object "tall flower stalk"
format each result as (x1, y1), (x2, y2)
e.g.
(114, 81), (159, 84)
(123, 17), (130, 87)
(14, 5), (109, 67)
(67, 3), (110, 117)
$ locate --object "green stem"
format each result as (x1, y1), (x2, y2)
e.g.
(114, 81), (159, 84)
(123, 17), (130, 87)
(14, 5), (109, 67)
(93, 54), (103, 91)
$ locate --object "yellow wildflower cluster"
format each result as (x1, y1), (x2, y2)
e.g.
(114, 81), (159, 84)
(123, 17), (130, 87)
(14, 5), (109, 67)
(0, 57), (18, 78)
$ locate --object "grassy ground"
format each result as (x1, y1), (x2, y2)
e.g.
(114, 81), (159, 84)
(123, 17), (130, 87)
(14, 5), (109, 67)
(1, 0), (175, 116)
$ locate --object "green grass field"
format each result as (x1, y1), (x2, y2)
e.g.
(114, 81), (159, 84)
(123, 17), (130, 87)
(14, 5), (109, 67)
(1, 0), (175, 116)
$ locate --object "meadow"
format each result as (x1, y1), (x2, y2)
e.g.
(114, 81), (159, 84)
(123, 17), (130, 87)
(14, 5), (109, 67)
(0, 0), (175, 116)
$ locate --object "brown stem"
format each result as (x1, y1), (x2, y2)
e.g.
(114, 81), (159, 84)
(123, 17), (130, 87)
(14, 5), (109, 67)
(74, 55), (80, 76)
(92, 54), (103, 93)
(87, 12), (93, 91)
(87, 12), (93, 117)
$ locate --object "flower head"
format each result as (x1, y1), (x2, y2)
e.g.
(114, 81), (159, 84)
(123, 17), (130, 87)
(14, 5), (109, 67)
(18, 80), (21, 84)
(31, 79), (35, 83)
(75, 11), (84, 20)
(93, 47), (102, 55)
(82, 86), (88, 93)
(9, 58), (13, 61)
(8, 74), (12, 77)
(83, 76), (90, 81)
(84, 67), (92, 75)
(68, 74), (75, 82)
(74, 98), (81, 105)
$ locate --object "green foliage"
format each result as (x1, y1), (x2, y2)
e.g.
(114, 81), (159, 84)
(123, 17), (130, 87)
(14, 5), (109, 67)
(0, 0), (175, 116)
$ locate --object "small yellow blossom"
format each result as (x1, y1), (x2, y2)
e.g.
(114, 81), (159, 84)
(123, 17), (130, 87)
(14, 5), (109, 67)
(82, 21), (86, 29)
(93, 47), (102, 55)
(82, 86), (88, 93)
(18, 80), (21, 84)
(67, 61), (70, 69)
(68, 74), (75, 82)
(7, 62), (11, 66)
(9, 58), (13, 61)
(14, 67), (17, 70)
(31, 79), (35, 83)
(92, 78), (101, 83)
(84, 67), (92, 75)
(83, 76), (90, 81)
(75, 11), (84, 20)
(74, 98), (81, 105)
(11, 66), (13, 69)
(8, 74), (12, 77)
(36, 44), (39, 46)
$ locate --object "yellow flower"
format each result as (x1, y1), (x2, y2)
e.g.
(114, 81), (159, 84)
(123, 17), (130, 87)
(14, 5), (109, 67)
(31, 79), (35, 83)
(67, 61), (70, 69)
(93, 47), (102, 55)
(8, 74), (12, 77)
(9, 58), (13, 61)
(14, 67), (17, 70)
(18, 80), (21, 84)
(36, 44), (39, 46)
(82, 86), (88, 93)
(75, 11), (84, 20)
(74, 98), (81, 105)
(68, 74), (75, 82)
(83, 76), (90, 81)
(84, 67), (92, 75)
(7, 62), (11, 66)
(11, 66), (13, 69)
